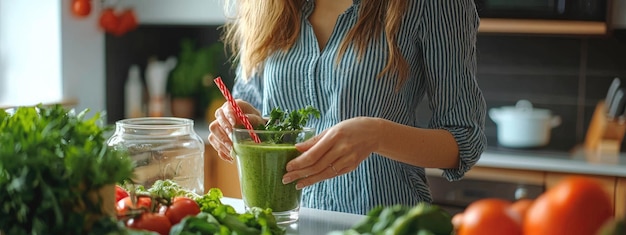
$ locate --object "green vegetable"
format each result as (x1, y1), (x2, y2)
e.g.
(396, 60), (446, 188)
(169, 187), (286, 235)
(329, 203), (453, 235)
(264, 106), (320, 132)
(0, 105), (135, 235)
(257, 106), (320, 144)
(168, 39), (224, 98)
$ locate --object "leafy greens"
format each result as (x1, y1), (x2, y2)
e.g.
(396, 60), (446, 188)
(0, 105), (135, 235)
(254, 106), (320, 144)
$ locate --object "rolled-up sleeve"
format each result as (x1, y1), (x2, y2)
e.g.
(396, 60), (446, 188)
(419, 0), (487, 181)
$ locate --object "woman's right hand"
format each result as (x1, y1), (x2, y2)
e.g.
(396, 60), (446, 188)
(208, 99), (264, 162)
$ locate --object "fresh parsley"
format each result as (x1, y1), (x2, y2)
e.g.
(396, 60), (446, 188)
(254, 106), (320, 144)
(0, 105), (135, 235)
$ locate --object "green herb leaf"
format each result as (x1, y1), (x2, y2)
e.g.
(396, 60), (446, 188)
(258, 105), (320, 144)
(0, 105), (134, 235)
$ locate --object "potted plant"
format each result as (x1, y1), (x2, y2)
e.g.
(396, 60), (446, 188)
(0, 105), (135, 234)
(168, 39), (224, 119)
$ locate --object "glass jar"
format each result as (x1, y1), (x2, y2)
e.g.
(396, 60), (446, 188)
(107, 117), (205, 194)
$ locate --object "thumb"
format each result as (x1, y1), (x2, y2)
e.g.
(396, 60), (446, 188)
(245, 114), (266, 127)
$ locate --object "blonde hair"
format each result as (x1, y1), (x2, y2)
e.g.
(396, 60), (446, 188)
(223, 0), (409, 84)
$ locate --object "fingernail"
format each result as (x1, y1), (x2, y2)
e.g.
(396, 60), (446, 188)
(295, 183), (303, 190)
(282, 177), (292, 184)
(286, 164), (293, 172)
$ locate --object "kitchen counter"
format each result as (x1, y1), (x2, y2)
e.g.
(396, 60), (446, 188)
(221, 197), (363, 235)
(478, 147), (626, 177)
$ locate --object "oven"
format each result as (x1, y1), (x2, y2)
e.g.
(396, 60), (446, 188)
(474, 0), (608, 21)
(427, 174), (545, 215)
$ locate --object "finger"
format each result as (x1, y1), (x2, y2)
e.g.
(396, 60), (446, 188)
(287, 130), (331, 171)
(326, 155), (358, 176)
(218, 101), (238, 127)
(207, 133), (234, 162)
(245, 113), (266, 127)
(283, 136), (335, 184)
(293, 164), (341, 190)
(208, 120), (234, 160)
(236, 99), (261, 116)
(215, 107), (234, 135)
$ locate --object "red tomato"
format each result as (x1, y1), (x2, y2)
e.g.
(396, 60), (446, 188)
(71, 0), (91, 17)
(163, 197), (201, 224)
(457, 198), (522, 235)
(114, 9), (138, 36)
(509, 199), (533, 224)
(117, 196), (152, 216)
(115, 185), (129, 202)
(127, 213), (172, 235)
(524, 176), (613, 235)
(99, 8), (119, 33)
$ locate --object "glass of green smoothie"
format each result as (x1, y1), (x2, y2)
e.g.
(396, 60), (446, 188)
(232, 127), (315, 224)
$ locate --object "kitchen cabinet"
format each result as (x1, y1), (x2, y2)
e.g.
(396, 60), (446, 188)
(204, 145), (242, 198)
(617, 178), (626, 218)
(466, 166), (626, 218)
(462, 166), (544, 186)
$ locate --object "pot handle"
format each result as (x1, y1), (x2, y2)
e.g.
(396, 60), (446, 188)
(551, 116), (562, 128)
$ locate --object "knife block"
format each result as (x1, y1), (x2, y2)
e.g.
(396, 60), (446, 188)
(584, 101), (626, 153)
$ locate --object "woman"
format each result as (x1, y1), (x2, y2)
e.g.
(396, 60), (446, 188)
(208, 0), (487, 215)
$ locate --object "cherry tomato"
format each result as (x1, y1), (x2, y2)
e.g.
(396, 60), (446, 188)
(115, 185), (129, 202)
(71, 0), (91, 18)
(117, 196), (152, 216)
(99, 8), (119, 33)
(163, 197), (201, 225)
(114, 9), (138, 36)
(127, 212), (172, 235)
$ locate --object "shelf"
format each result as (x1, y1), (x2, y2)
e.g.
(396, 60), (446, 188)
(479, 18), (608, 36)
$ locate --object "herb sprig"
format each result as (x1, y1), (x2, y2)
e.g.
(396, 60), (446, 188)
(263, 105), (320, 131)
(255, 106), (320, 144)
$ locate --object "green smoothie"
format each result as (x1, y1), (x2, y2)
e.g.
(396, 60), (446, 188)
(234, 141), (302, 212)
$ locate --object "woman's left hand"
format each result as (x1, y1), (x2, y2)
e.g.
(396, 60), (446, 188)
(282, 117), (382, 189)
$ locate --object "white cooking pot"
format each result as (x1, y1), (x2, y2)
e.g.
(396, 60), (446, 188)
(489, 100), (561, 148)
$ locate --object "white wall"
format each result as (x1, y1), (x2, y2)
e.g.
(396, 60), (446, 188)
(119, 0), (227, 25)
(61, 0), (106, 114)
(0, 0), (225, 113)
(0, 1), (63, 107)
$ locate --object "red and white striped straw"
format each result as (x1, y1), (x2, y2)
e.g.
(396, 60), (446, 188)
(213, 77), (261, 143)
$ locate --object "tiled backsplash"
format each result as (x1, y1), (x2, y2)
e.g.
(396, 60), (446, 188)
(475, 33), (626, 152)
(105, 26), (626, 152)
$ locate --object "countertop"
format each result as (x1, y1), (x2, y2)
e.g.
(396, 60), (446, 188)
(478, 147), (626, 177)
(221, 197), (363, 235)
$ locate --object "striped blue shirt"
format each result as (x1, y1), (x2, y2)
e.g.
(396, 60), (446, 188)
(233, 0), (487, 215)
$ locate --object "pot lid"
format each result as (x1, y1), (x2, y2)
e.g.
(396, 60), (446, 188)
(495, 100), (552, 118)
